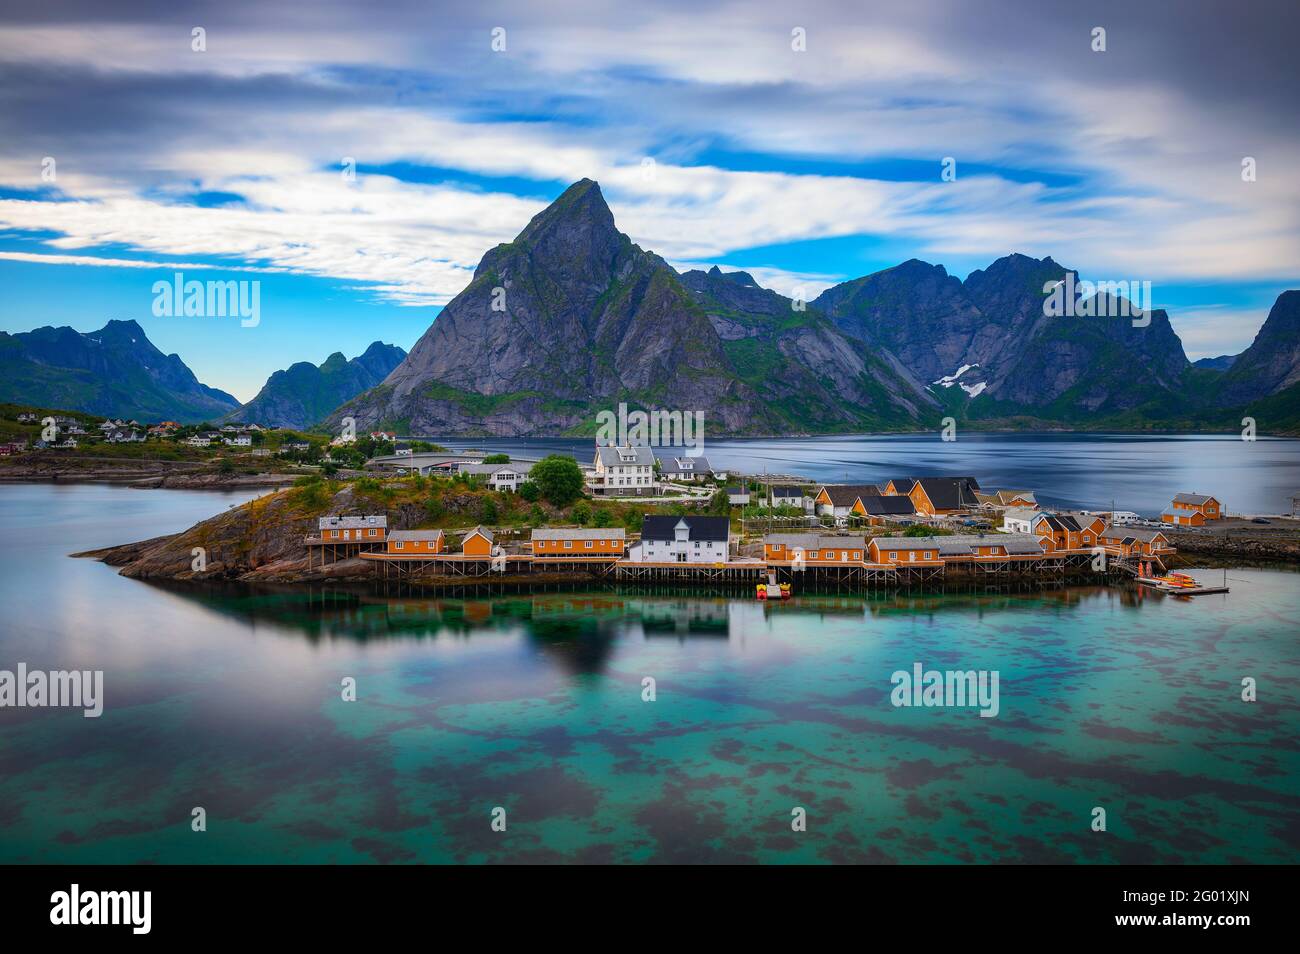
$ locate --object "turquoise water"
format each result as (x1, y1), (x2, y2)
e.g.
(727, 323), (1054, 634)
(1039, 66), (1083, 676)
(1, 483), (1298, 863)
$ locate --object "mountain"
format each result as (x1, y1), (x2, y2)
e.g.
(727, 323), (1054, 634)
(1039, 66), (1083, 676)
(813, 258), (992, 384)
(811, 251), (1197, 421)
(327, 179), (932, 436)
(321, 177), (1296, 436)
(1193, 354), (1237, 371)
(1213, 291), (1300, 405)
(0, 319), (240, 422)
(227, 341), (406, 428)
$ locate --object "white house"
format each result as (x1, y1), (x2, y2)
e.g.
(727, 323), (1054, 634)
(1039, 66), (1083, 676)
(768, 485), (805, 510)
(591, 444), (657, 497)
(726, 485), (750, 506)
(223, 433), (252, 447)
(1000, 507), (1043, 534)
(187, 432), (220, 447)
(460, 462), (534, 492)
(657, 455), (712, 482)
(629, 515), (731, 563)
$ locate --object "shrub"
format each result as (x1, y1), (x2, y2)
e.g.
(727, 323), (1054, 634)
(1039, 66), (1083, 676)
(518, 480), (540, 502)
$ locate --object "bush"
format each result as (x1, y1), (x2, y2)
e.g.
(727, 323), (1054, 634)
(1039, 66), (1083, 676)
(518, 480), (540, 502)
(530, 454), (584, 507)
(479, 497), (499, 524)
(483, 453), (510, 464)
(592, 508), (614, 528)
(424, 495), (445, 520)
(571, 501), (592, 525)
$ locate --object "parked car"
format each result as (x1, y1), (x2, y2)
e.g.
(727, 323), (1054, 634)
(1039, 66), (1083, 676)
(1251, 517), (1271, 524)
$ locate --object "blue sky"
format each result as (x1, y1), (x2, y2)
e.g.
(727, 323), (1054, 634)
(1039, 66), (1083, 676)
(1, 0), (1297, 401)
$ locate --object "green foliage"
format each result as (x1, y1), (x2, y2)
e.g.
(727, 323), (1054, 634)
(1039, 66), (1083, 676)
(708, 489), (730, 514)
(479, 497), (499, 524)
(592, 508), (614, 528)
(423, 495), (445, 520)
(517, 480), (540, 502)
(571, 501), (592, 525)
(482, 453), (510, 464)
(529, 454), (585, 506)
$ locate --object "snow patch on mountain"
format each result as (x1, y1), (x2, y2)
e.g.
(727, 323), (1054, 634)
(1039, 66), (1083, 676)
(932, 364), (979, 387)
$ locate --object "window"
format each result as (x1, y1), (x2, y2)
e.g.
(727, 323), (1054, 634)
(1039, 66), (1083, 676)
(584, 540), (593, 549)
(889, 551), (897, 561)
(852, 551), (861, 560)
(924, 551), (932, 560)
(368, 529), (377, 537)
(395, 541), (404, 550)
(564, 540), (573, 549)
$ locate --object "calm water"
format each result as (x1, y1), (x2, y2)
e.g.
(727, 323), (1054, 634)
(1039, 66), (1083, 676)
(1, 483), (1298, 864)
(438, 432), (1300, 517)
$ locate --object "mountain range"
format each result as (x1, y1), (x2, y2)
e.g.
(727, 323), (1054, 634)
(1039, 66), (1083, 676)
(221, 342), (406, 429)
(329, 179), (1300, 436)
(6, 179), (1298, 434)
(0, 319), (240, 422)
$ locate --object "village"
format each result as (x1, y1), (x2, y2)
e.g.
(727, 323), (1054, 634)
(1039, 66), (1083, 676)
(310, 447), (1240, 597)
(2, 407), (1275, 593)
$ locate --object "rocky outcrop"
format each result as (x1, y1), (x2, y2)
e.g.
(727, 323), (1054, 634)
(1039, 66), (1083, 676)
(76, 484), (423, 582)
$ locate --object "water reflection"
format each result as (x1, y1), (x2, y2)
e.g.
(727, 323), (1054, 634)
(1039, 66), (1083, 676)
(136, 577), (1175, 660)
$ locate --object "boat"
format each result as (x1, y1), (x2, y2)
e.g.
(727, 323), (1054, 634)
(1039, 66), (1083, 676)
(756, 573), (791, 601)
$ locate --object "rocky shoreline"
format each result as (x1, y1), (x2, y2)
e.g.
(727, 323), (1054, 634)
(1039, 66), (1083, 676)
(1164, 528), (1300, 565)
(0, 455), (303, 489)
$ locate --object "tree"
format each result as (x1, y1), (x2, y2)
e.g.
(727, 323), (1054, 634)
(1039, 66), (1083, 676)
(530, 454), (584, 506)
(592, 508), (614, 528)
(571, 501), (592, 525)
(480, 497), (499, 524)
(708, 489), (730, 514)
(483, 453), (510, 464)
(518, 480), (540, 502)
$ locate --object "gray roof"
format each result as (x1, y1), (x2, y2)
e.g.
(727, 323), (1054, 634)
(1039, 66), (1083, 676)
(1172, 493), (1216, 505)
(388, 529), (444, 542)
(658, 455), (711, 473)
(532, 528), (626, 540)
(1100, 525), (1168, 543)
(764, 533), (867, 550)
(464, 526), (495, 543)
(319, 514), (388, 530)
(459, 462), (533, 476)
(872, 533), (1043, 555)
(871, 537), (945, 551)
(597, 444), (655, 466)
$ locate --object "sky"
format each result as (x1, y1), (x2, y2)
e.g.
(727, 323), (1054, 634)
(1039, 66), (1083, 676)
(1, 0), (1297, 402)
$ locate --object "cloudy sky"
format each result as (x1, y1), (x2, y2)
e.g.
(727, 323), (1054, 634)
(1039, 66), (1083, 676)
(1, 0), (1297, 401)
